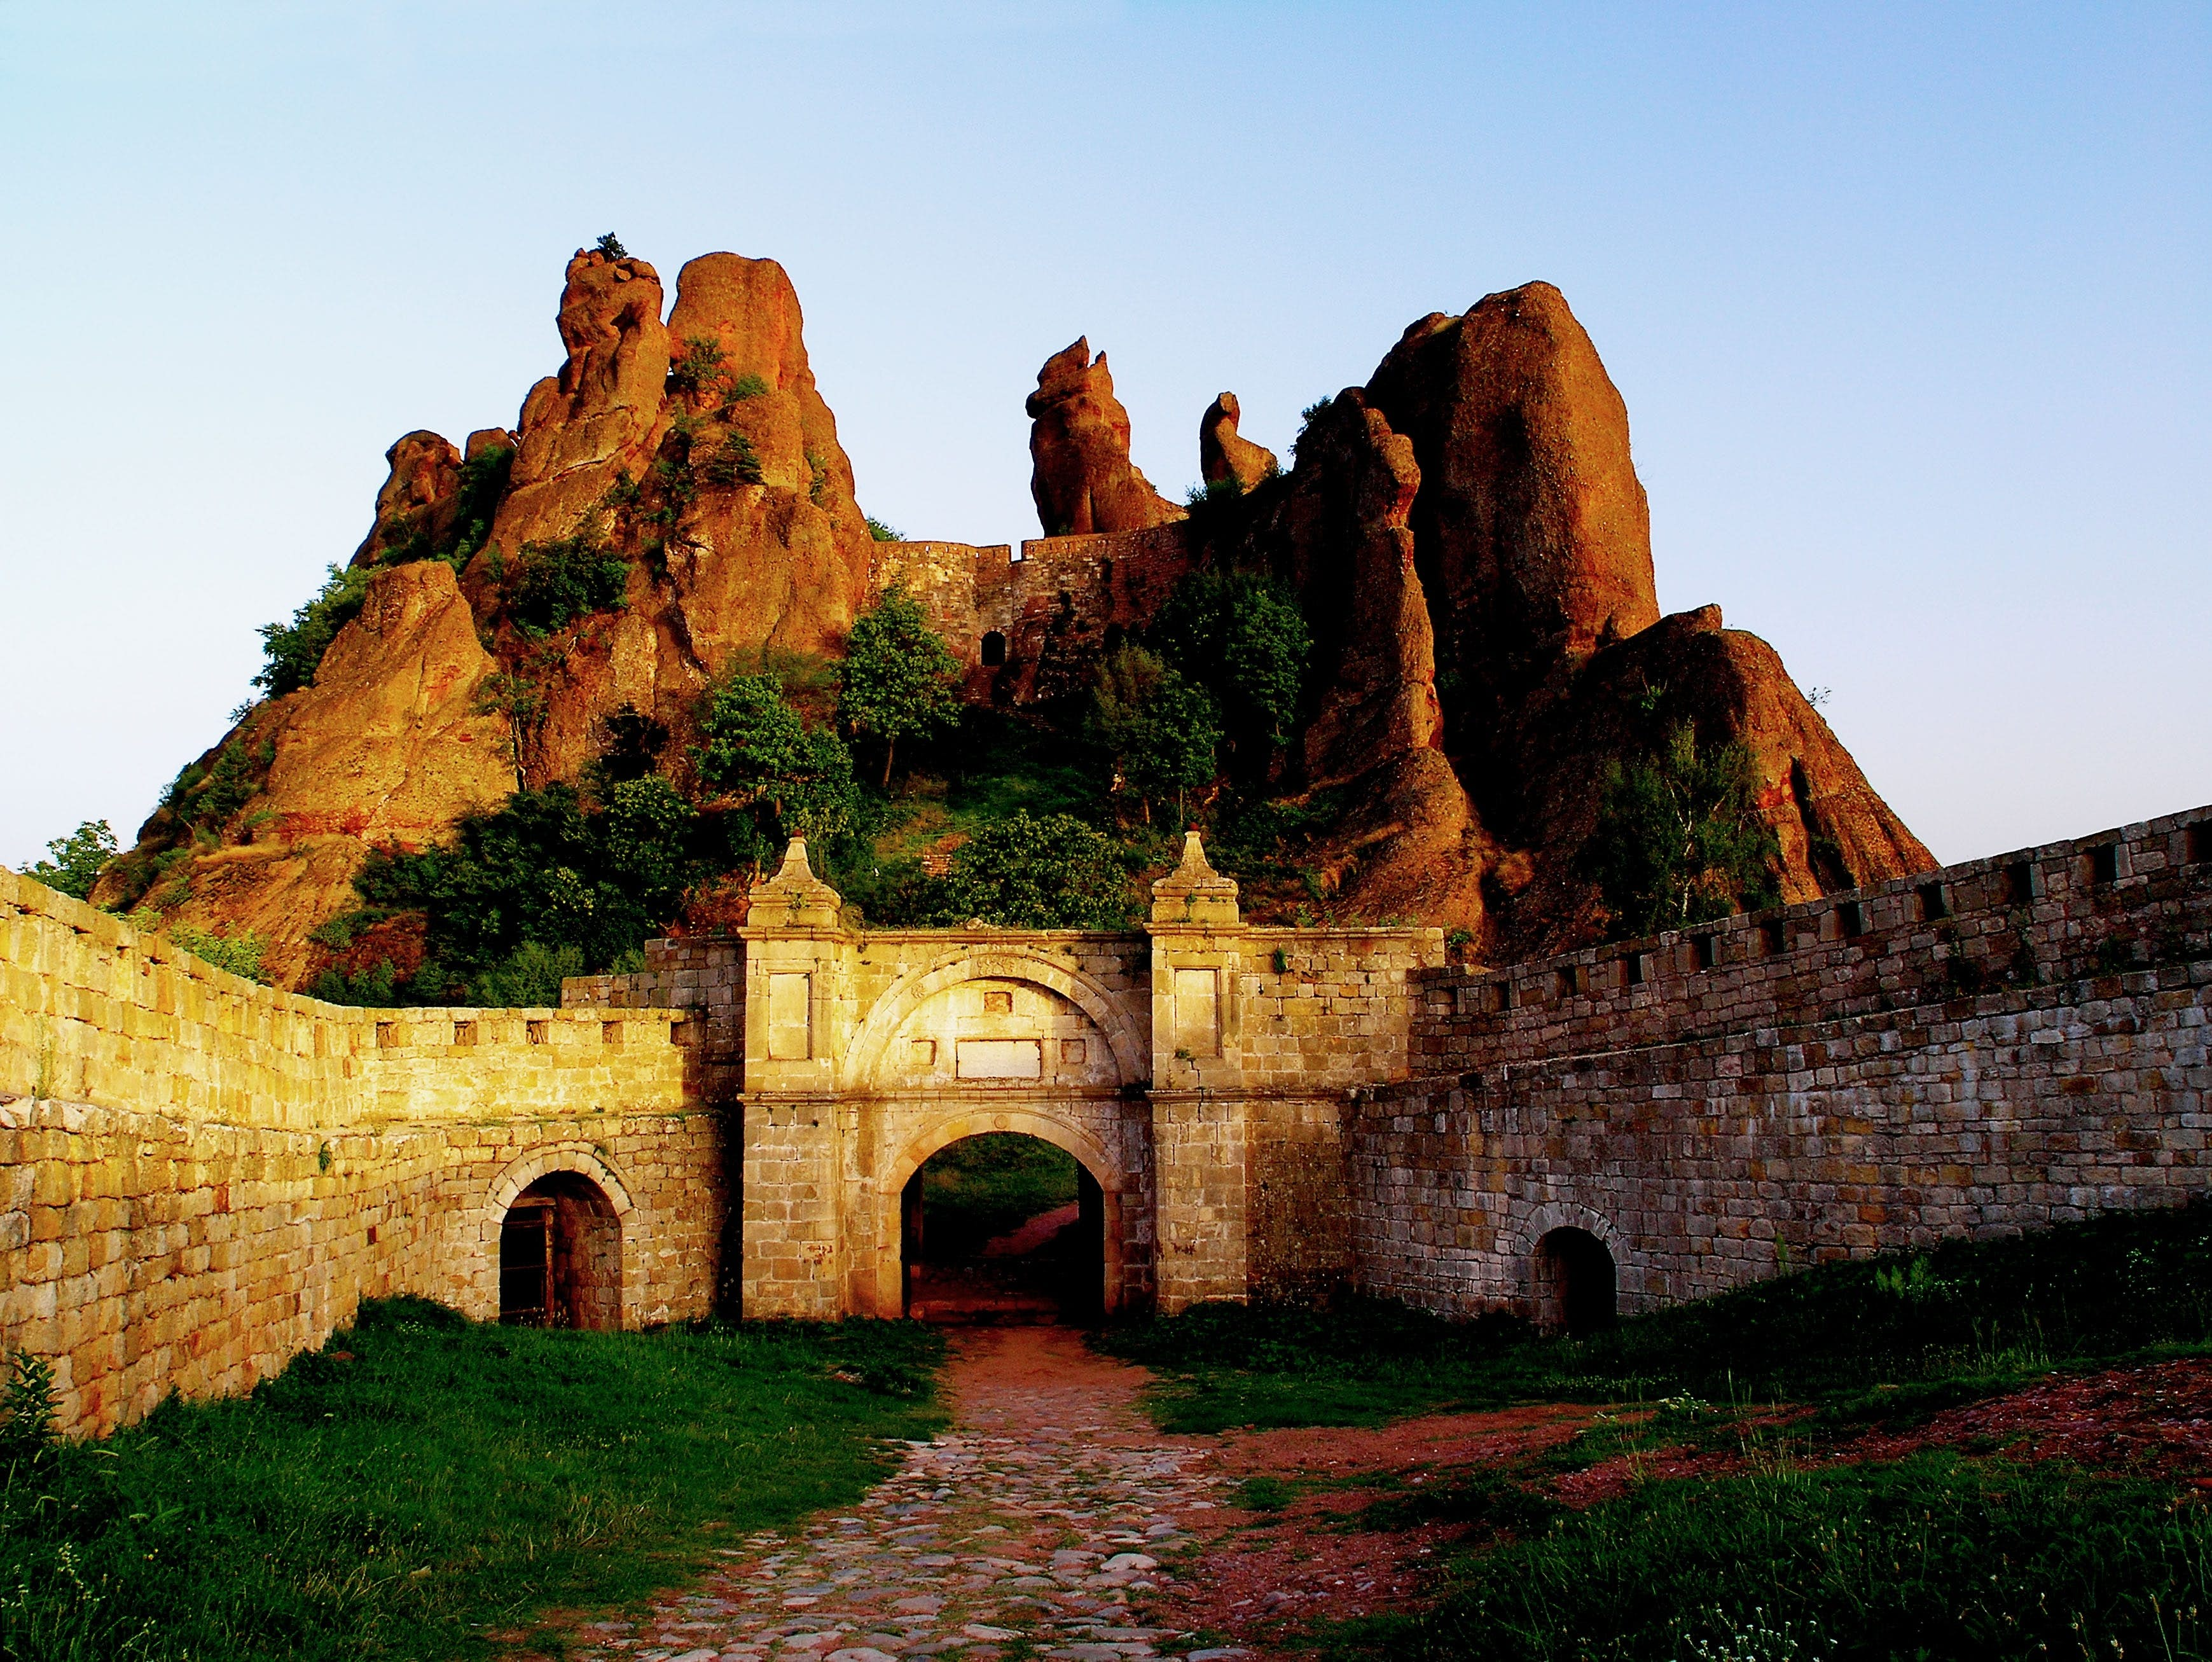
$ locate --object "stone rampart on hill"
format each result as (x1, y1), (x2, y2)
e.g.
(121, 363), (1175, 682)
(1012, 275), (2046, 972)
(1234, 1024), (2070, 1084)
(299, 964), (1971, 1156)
(1352, 806), (2212, 1321)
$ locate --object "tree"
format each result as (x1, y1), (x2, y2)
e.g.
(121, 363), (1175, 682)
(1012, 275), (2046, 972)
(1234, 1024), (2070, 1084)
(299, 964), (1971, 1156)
(255, 564), (373, 696)
(25, 820), (116, 900)
(838, 584), (962, 788)
(1086, 646), (1220, 824)
(1581, 723), (1782, 940)
(695, 674), (861, 841)
(935, 812), (1136, 929)
(1149, 570), (1311, 753)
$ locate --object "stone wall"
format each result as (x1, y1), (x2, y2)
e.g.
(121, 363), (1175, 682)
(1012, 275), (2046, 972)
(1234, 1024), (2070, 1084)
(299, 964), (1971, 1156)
(870, 525), (1196, 707)
(0, 870), (720, 1437)
(1350, 805), (2212, 1318)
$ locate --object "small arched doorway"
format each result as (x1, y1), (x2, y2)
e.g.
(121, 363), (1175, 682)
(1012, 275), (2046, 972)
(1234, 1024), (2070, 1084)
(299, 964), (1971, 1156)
(900, 1133), (1104, 1324)
(1535, 1227), (1617, 1336)
(499, 1172), (622, 1329)
(979, 630), (1007, 667)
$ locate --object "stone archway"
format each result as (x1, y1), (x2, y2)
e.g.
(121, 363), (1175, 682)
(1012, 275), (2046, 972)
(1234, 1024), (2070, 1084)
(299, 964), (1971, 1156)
(1512, 1201), (1626, 1329)
(476, 1144), (639, 1326)
(872, 1107), (1128, 1321)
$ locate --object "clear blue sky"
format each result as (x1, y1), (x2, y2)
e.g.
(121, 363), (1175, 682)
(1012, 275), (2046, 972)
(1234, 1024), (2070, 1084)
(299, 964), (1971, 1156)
(3, 1), (2205, 870)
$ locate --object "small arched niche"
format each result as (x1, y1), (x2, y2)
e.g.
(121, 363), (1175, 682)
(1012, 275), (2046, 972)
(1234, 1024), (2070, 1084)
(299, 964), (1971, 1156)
(499, 1172), (622, 1329)
(979, 630), (1007, 667)
(1535, 1226), (1617, 1336)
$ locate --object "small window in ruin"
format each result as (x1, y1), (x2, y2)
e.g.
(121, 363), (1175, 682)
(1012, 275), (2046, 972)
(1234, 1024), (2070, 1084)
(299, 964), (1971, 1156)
(980, 630), (1007, 667)
(1691, 935), (1715, 972)
(1837, 901), (1865, 938)
(527, 1020), (549, 1045)
(602, 1020), (623, 1046)
(1918, 882), (1949, 922)
(2087, 844), (2119, 885)
(376, 1021), (398, 1048)
(1624, 954), (1645, 987)
(453, 1020), (478, 1046)
(1760, 919), (1788, 955)
(2189, 824), (2211, 865)
(2005, 861), (2038, 904)
(1556, 967), (1579, 999)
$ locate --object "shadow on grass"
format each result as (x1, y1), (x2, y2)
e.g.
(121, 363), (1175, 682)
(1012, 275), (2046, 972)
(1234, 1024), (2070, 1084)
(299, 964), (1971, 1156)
(0, 1299), (944, 1662)
(1096, 1200), (2212, 1432)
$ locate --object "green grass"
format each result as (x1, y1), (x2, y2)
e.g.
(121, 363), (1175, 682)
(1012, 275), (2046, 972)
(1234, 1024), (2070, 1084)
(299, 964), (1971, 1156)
(0, 1298), (944, 1662)
(1096, 1201), (2212, 1432)
(1320, 1454), (2212, 1661)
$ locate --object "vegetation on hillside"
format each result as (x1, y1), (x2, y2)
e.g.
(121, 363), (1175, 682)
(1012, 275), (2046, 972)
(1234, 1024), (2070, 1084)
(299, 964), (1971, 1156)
(0, 1300), (941, 1662)
(1583, 719), (1781, 939)
(22, 819), (115, 900)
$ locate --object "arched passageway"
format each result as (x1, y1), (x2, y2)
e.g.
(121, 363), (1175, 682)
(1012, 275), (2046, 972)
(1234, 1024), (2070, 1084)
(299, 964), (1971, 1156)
(1535, 1226), (1617, 1336)
(499, 1172), (622, 1329)
(900, 1133), (1105, 1324)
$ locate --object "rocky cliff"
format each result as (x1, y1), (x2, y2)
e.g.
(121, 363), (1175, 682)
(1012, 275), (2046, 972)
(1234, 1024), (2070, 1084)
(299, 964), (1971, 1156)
(1202, 280), (1931, 958)
(91, 251), (1930, 985)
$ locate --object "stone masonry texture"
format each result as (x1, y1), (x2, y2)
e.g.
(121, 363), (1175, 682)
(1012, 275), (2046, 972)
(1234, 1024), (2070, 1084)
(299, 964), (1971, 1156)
(4, 805), (2208, 1439)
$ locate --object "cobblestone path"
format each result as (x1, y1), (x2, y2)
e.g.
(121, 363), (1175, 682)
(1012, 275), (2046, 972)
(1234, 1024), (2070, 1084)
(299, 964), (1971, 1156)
(572, 1327), (1245, 1662)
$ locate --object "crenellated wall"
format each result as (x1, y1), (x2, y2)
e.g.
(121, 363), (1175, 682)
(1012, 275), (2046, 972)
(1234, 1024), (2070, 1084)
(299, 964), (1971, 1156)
(0, 870), (722, 1437)
(1351, 805), (2212, 1319)
(869, 523), (1197, 707)
(10, 796), (2210, 1438)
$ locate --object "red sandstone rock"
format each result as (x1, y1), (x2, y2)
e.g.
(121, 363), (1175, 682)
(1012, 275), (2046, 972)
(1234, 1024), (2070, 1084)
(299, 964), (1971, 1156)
(494, 247), (672, 550)
(1363, 283), (1659, 712)
(349, 430), (463, 566)
(1199, 392), (1278, 494)
(1027, 339), (1184, 536)
(134, 561), (516, 986)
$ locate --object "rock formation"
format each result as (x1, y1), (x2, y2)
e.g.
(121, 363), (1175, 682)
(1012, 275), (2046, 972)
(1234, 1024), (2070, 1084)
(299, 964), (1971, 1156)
(1026, 339), (1184, 535)
(1198, 392), (1277, 494)
(1217, 280), (1930, 957)
(94, 251), (1930, 985)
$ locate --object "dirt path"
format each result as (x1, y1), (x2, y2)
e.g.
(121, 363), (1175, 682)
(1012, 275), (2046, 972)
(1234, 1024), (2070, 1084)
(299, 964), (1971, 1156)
(569, 1327), (1237, 1661)
(563, 1329), (1604, 1662)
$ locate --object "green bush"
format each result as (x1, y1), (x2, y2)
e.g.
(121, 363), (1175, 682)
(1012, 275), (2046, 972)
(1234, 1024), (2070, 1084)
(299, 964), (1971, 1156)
(24, 819), (116, 900)
(255, 564), (373, 695)
(934, 811), (1137, 929)
(354, 779), (707, 999)
(839, 583), (962, 789)
(308, 959), (400, 1006)
(695, 674), (860, 841)
(167, 925), (269, 984)
(865, 516), (902, 542)
(507, 528), (630, 636)
(1582, 722), (1782, 939)
(595, 231), (627, 258)
(1086, 645), (1220, 823)
(698, 432), (763, 487)
(1148, 569), (1311, 753)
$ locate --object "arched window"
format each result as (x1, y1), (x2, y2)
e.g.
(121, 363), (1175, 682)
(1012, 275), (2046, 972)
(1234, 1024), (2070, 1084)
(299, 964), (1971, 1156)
(980, 630), (1007, 668)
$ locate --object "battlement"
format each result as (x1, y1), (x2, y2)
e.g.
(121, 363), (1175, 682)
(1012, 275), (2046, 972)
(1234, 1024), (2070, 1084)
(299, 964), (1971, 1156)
(1413, 803), (2212, 1077)
(868, 521), (1196, 706)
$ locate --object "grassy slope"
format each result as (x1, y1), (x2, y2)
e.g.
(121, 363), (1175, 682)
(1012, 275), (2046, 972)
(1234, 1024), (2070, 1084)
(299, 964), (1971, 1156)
(1098, 1201), (2212, 1432)
(1102, 1206), (2212, 1662)
(1, 1300), (943, 1662)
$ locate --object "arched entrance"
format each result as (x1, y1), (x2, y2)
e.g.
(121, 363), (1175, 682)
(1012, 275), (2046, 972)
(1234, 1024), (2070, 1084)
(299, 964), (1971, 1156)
(1535, 1226), (1616, 1336)
(901, 1132), (1105, 1323)
(499, 1172), (622, 1329)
